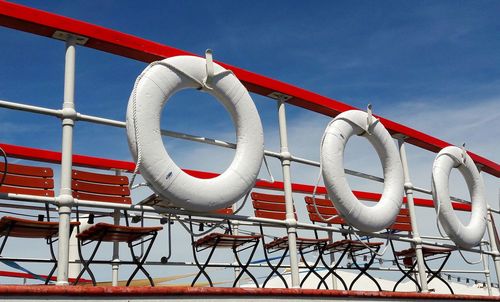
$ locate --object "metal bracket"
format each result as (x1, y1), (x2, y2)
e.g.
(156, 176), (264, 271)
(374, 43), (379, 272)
(366, 103), (374, 135)
(52, 31), (88, 45)
(205, 49), (214, 86)
(268, 92), (292, 101)
(461, 143), (467, 165)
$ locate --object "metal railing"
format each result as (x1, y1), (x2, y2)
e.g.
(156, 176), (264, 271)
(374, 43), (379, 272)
(0, 3), (498, 294)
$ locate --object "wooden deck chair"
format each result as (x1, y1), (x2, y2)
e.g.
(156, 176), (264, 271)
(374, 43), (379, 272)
(252, 192), (329, 288)
(71, 169), (163, 286)
(189, 207), (261, 287)
(388, 208), (453, 293)
(304, 196), (383, 290)
(0, 161), (80, 284)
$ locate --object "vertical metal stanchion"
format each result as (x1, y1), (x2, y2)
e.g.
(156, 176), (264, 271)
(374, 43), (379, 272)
(56, 35), (77, 285)
(111, 171), (122, 286)
(397, 139), (428, 292)
(327, 224), (338, 289)
(486, 209), (500, 291)
(277, 98), (300, 288)
(232, 203), (241, 287)
(481, 241), (493, 295)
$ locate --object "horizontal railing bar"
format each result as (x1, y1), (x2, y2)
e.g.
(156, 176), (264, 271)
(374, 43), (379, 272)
(0, 99), (62, 117)
(0, 99), (474, 205)
(0, 192), (493, 257)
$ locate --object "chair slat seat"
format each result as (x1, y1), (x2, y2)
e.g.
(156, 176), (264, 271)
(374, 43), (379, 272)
(395, 245), (453, 258)
(324, 239), (383, 254)
(0, 216), (80, 239)
(265, 236), (329, 251)
(76, 222), (162, 243)
(193, 232), (261, 249)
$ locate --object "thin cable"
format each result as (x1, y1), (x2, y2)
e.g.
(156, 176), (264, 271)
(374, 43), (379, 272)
(0, 146), (7, 188)
(176, 190), (251, 237)
(310, 124), (341, 223)
(0, 210), (42, 219)
(261, 155), (275, 184)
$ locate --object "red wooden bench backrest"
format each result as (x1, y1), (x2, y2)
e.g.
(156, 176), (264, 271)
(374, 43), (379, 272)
(71, 170), (131, 204)
(304, 196), (412, 232)
(304, 196), (345, 225)
(0, 162), (54, 197)
(251, 192), (297, 220)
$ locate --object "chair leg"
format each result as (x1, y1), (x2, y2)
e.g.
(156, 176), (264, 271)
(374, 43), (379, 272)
(45, 237), (58, 285)
(300, 245), (328, 289)
(390, 240), (421, 292)
(318, 247), (348, 290)
(424, 254), (454, 294)
(74, 232), (106, 285)
(349, 247), (382, 291)
(232, 239), (260, 288)
(127, 232), (158, 287)
(262, 246), (289, 288)
(0, 222), (13, 255)
(191, 237), (220, 287)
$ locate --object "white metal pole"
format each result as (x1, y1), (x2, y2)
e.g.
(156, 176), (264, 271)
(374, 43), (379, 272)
(277, 99), (300, 288)
(111, 171), (121, 286)
(232, 203), (241, 287)
(486, 210), (500, 289)
(398, 139), (428, 292)
(56, 36), (77, 285)
(480, 241), (493, 295)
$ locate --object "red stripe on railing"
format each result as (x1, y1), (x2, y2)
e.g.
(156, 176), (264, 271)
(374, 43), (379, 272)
(0, 1), (498, 177)
(0, 142), (471, 212)
(0, 270), (91, 283)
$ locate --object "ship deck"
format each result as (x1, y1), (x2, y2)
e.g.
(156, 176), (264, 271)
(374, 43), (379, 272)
(1, 286), (500, 302)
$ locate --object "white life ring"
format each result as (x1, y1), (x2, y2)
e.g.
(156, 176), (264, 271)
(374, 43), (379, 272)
(126, 56), (264, 212)
(321, 110), (404, 232)
(432, 146), (487, 249)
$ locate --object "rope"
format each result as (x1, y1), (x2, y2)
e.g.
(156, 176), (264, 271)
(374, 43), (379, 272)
(128, 60), (233, 188)
(261, 155), (275, 184)
(312, 116), (389, 256)
(310, 124), (341, 223)
(432, 152), (485, 265)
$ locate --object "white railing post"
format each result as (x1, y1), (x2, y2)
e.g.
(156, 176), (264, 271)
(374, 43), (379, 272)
(111, 171), (121, 286)
(398, 139), (429, 292)
(56, 35), (77, 285)
(277, 98), (300, 287)
(486, 210), (500, 291)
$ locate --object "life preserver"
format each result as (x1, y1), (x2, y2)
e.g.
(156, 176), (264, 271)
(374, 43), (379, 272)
(321, 110), (404, 232)
(432, 146), (486, 248)
(126, 56), (264, 212)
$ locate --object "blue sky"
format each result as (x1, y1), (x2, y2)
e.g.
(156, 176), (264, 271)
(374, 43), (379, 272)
(0, 0), (498, 203)
(0, 1), (499, 285)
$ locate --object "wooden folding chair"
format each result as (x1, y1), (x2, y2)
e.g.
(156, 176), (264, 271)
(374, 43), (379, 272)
(252, 192), (329, 288)
(305, 196), (383, 290)
(0, 161), (80, 284)
(388, 208), (454, 293)
(189, 207), (261, 287)
(71, 169), (163, 286)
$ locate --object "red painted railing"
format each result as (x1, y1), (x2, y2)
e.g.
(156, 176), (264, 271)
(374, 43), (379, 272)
(0, 0), (498, 177)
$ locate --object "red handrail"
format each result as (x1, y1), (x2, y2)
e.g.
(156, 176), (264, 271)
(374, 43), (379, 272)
(0, 0), (497, 177)
(0, 142), (471, 212)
